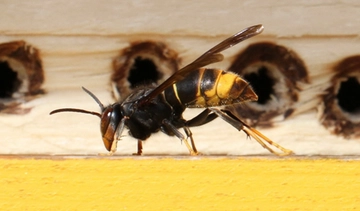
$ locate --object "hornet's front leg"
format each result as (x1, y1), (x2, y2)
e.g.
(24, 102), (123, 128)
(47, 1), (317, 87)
(132, 140), (143, 156)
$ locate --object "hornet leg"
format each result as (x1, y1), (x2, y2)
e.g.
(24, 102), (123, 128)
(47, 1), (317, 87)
(185, 109), (217, 127)
(162, 119), (198, 155)
(210, 108), (293, 156)
(183, 109), (218, 154)
(132, 140), (143, 156)
(183, 127), (198, 155)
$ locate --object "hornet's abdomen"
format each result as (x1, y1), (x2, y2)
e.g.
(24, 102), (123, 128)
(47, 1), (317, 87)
(165, 68), (258, 108)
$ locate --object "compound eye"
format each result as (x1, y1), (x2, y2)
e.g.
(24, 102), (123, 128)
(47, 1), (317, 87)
(100, 108), (112, 136)
(100, 107), (115, 151)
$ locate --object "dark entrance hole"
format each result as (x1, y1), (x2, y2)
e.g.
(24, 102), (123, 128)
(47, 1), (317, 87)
(243, 66), (275, 105)
(127, 57), (162, 89)
(336, 77), (360, 114)
(0, 61), (22, 98)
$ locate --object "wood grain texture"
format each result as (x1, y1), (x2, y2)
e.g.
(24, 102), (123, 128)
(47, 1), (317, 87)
(1, 0), (359, 36)
(1, 157), (360, 210)
(0, 1), (359, 155)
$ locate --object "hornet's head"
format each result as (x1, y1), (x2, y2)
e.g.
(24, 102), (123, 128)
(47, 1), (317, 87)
(99, 103), (125, 151)
(50, 87), (126, 152)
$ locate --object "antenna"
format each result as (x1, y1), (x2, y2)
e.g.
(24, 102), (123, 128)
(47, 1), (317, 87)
(49, 87), (104, 118)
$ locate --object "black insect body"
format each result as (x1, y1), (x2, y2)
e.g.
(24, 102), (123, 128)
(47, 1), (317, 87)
(50, 25), (293, 156)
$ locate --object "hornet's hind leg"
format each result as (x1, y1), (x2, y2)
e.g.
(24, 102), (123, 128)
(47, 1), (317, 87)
(209, 108), (293, 156)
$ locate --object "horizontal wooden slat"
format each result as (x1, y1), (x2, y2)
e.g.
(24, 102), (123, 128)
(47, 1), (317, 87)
(0, 1), (359, 155)
(1, 1), (360, 37)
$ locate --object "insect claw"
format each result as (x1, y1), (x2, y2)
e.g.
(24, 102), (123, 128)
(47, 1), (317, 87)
(132, 140), (143, 156)
(190, 151), (201, 156)
(132, 152), (142, 156)
(182, 138), (198, 155)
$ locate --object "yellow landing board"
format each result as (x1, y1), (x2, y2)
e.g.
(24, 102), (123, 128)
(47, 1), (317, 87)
(1, 157), (359, 210)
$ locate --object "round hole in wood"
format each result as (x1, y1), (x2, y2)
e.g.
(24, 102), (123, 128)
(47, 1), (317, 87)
(0, 41), (44, 114)
(320, 55), (360, 138)
(111, 41), (179, 100)
(227, 42), (308, 126)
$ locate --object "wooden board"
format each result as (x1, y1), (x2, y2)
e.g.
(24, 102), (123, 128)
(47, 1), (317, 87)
(1, 3), (360, 210)
(0, 1), (359, 155)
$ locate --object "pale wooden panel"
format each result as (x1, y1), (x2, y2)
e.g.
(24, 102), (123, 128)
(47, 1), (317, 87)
(0, 0), (359, 36)
(0, 1), (359, 155)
